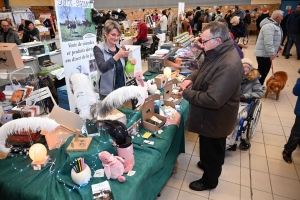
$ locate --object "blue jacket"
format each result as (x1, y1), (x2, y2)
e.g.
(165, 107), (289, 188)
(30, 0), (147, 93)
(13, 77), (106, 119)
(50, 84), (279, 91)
(293, 78), (300, 116)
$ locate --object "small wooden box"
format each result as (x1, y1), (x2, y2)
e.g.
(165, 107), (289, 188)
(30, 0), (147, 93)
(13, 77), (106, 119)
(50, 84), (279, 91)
(97, 109), (127, 126)
(164, 80), (182, 108)
(142, 94), (166, 132)
(154, 74), (167, 89)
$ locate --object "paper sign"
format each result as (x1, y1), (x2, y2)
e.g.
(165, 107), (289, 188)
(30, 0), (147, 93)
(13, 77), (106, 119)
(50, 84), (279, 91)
(127, 170), (136, 176)
(94, 169), (104, 177)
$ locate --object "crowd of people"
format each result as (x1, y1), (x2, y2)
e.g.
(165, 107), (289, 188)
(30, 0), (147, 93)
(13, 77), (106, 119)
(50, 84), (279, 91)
(1, 4), (300, 193)
(0, 17), (56, 45)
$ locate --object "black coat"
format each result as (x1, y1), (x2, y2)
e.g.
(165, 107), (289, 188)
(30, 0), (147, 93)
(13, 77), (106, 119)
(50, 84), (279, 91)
(256, 13), (269, 31)
(22, 28), (40, 43)
(231, 21), (247, 39)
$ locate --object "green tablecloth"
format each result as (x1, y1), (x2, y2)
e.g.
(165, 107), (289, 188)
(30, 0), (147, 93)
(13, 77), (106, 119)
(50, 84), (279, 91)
(0, 100), (189, 200)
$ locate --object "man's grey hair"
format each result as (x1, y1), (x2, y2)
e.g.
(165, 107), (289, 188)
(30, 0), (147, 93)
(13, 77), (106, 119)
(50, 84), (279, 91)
(202, 21), (231, 42)
(271, 10), (284, 19)
(104, 20), (122, 34)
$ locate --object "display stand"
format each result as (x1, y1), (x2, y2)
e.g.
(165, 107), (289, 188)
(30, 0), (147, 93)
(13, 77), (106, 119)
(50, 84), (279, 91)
(66, 129), (92, 152)
(8, 66), (36, 108)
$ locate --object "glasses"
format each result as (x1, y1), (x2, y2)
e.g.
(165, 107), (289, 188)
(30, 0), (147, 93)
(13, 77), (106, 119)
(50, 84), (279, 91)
(201, 37), (219, 45)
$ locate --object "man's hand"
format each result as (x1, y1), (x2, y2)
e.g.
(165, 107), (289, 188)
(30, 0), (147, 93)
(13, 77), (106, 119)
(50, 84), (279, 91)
(179, 80), (193, 92)
(270, 55), (276, 60)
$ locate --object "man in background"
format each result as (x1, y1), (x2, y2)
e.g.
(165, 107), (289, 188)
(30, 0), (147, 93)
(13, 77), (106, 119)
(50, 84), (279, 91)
(40, 16), (57, 50)
(39, 17), (55, 39)
(281, 10), (293, 57)
(0, 21), (21, 45)
(167, 8), (174, 28)
(193, 6), (202, 33)
(132, 17), (148, 45)
(232, 5), (244, 19)
(285, 4), (300, 60)
(204, 9), (212, 23)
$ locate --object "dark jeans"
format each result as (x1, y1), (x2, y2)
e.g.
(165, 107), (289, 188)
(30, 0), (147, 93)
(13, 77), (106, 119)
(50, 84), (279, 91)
(286, 34), (300, 57)
(200, 135), (226, 188)
(284, 116), (300, 153)
(256, 57), (271, 85)
(133, 39), (148, 45)
(282, 32), (290, 55)
(281, 30), (287, 46)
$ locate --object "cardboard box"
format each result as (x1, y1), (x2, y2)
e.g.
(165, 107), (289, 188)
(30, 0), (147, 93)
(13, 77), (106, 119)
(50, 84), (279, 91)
(121, 99), (141, 111)
(171, 70), (186, 83)
(155, 74), (167, 89)
(97, 109), (127, 126)
(40, 106), (84, 150)
(142, 94), (166, 132)
(164, 80), (182, 108)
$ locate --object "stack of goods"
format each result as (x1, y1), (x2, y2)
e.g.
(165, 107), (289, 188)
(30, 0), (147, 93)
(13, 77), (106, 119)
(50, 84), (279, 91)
(57, 85), (69, 110)
(175, 47), (201, 71)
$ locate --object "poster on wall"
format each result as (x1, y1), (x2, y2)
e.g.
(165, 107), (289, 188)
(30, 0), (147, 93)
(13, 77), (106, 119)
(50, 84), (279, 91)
(55, 0), (97, 111)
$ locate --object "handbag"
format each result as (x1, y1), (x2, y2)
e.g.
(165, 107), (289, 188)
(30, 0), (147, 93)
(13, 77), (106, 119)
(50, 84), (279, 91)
(238, 37), (249, 48)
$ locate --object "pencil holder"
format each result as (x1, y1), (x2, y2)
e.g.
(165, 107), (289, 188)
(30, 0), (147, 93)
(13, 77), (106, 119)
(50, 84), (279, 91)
(71, 164), (91, 186)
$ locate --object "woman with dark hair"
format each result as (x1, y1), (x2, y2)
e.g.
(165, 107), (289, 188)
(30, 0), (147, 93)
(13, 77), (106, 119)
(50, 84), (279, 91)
(22, 20), (40, 43)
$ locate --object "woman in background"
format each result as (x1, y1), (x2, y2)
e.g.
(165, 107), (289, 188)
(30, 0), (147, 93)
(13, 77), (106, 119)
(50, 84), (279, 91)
(93, 20), (136, 100)
(22, 20), (40, 43)
(230, 16), (247, 40)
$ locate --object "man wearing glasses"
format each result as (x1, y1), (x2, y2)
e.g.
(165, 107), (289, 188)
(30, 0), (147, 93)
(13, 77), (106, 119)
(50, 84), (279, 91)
(132, 17), (148, 45)
(0, 21), (21, 45)
(179, 21), (244, 191)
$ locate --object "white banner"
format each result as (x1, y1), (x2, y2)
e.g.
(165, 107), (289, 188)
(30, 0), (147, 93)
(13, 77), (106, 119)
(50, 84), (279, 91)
(55, 0), (97, 111)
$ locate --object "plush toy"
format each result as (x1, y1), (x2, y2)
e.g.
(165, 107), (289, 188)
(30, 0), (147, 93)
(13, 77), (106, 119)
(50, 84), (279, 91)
(135, 71), (149, 91)
(99, 151), (131, 182)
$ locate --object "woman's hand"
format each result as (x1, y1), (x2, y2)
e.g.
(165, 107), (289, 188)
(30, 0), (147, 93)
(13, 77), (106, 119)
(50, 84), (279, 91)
(129, 58), (136, 65)
(114, 47), (130, 61)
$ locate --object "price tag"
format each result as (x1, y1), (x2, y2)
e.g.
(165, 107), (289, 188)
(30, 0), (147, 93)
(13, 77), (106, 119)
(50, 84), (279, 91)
(94, 169), (104, 178)
(127, 170), (136, 176)
(33, 164), (41, 170)
(143, 140), (154, 145)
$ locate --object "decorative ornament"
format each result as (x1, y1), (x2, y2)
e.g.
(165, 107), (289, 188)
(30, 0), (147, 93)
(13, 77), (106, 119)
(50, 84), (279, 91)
(164, 67), (172, 78)
(29, 143), (47, 162)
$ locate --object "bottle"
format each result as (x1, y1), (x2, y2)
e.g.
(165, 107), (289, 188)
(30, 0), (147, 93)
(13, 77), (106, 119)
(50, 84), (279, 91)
(43, 32), (50, 54)
(44, 43), (50, 54)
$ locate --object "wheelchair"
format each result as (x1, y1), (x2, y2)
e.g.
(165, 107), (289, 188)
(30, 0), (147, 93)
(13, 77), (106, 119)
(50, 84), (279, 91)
(227, 99), (262, 151)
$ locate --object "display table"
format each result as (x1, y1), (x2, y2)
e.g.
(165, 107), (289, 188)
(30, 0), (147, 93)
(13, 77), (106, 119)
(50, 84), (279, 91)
(0, 99), (189, 200)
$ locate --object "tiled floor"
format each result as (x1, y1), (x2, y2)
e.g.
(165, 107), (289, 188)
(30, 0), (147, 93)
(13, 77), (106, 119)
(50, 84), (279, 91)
(146, 35), (300, 200)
